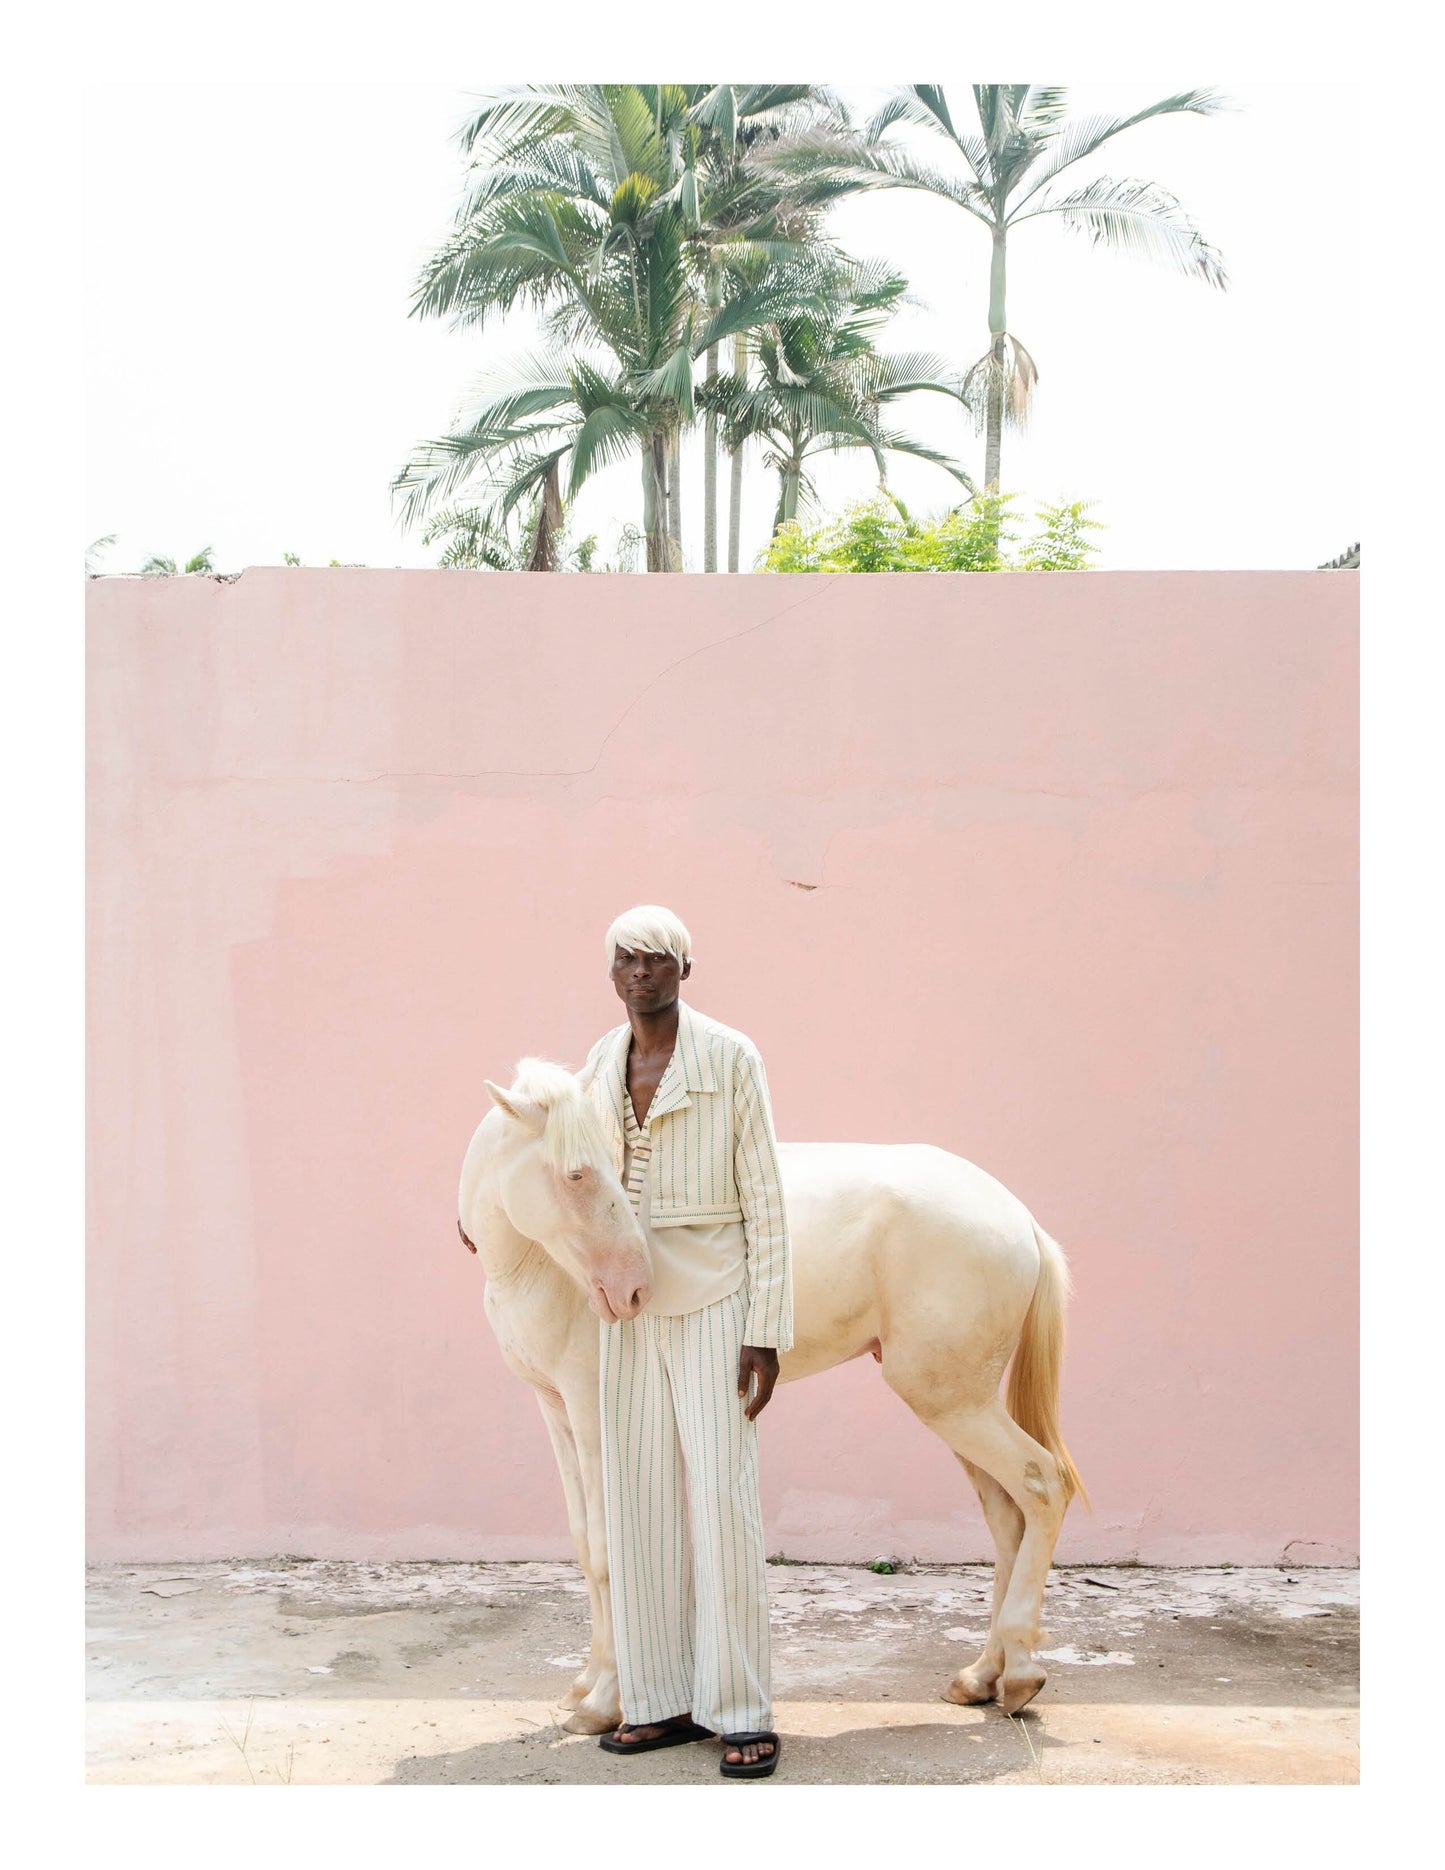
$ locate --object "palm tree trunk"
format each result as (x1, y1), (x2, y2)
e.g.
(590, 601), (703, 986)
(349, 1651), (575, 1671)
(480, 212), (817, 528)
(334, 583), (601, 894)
(780, 456), (803, 529)
(666, 426), (682, 560)
(703, 340), (719, 571)
(727, 440), (744, 571)
(526, 459), (564, 571)
(643, 433), (673, 573)
(727, 332), (747, 572)
(984, 227), (1007, 491)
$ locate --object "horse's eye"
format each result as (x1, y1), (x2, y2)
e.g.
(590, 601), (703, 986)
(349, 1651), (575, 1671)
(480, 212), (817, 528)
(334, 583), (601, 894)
(567, 1169), (586, 1182)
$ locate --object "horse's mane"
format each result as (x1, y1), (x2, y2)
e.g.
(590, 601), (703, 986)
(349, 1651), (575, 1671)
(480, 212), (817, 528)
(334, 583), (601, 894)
(510, 1056), (614, 1174)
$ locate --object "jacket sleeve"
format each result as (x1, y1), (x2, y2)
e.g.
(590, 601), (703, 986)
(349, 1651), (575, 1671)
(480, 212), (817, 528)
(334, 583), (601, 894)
(732, 1044), (793, 1352)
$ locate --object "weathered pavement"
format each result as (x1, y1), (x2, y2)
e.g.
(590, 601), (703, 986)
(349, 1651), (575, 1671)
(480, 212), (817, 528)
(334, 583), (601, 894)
(86, 1561), (1358, 1785)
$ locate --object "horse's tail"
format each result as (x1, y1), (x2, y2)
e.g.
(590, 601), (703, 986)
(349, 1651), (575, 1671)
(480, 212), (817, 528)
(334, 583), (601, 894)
(1005, 1221), (1090, 1512)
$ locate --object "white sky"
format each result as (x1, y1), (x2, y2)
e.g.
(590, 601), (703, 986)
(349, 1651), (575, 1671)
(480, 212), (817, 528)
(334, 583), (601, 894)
(85, 82), (1358, 573)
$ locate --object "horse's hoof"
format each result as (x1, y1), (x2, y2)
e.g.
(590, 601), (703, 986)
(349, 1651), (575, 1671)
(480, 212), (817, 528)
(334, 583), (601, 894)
(944, 1664), (998, 1706)
(560, 1704), (621, 1736)
(998, 1667), (1047, 1715)
(558, 1676), (593, 1711)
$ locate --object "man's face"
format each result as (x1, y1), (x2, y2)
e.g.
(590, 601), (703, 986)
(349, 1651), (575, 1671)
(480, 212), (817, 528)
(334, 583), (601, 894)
(610, 944), (690, 1013)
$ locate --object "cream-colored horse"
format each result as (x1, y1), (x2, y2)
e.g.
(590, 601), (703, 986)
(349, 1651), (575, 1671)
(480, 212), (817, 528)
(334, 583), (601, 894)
(458, 1057), (1087, 1734)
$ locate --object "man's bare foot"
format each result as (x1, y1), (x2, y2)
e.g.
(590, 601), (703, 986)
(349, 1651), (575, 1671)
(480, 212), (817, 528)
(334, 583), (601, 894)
(723, 1738), (775, 1766)
(609, 1713), (699, 1745)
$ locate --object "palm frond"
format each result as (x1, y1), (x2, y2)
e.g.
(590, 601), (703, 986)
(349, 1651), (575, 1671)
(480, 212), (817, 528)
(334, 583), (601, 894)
(960, 334), (1040, 433)
(454, 85), (601, 161)
(867, 349), (967, 401)
(1019, 86), (1070, 134)
(687, 84), (738, 154)
(411, 197), (598, 326)
(1008, 88), (1235, 212)
(609, 170), (660, 226)
(458, 146), (610, 221)
(1019, 176), (1229, 285)
(869, 430), (976, 488)
(491, 445), (574, 524)
(634, 342), (697, 417)
(421, 504), (527, 570)
(735, 84), (823, 121)
(391, 414), (572, 529)
(567, 402), (647, 495)
(864, 85), (955, 146)
(759, 130), (993, 219)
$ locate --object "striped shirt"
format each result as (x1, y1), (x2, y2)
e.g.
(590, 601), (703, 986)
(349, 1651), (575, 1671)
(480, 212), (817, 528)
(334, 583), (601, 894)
(623, 1080), (748, 1317)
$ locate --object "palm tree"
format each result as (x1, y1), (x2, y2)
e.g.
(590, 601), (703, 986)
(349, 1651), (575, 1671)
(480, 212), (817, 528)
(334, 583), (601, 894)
(139, 546), (215, 576)
(396, 88), (683, 570)
(767, 86), (1230, 489)
(86, 534), (117, 576)
(703, 255), (973, 540)
(672, 85), (852, 568)
(397, 86), (803, 571)
(397, 84), (848, 572)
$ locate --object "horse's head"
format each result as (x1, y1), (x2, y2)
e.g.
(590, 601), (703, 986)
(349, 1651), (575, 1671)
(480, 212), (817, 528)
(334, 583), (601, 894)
(480, 1058), (653, 1323)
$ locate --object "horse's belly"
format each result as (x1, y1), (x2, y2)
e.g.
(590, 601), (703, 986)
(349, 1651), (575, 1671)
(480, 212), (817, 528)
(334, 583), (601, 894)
(774, 1141), (1040, 1378)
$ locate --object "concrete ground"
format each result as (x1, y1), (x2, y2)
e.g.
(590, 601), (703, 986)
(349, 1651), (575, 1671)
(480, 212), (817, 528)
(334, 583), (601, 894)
(86, 1560), (1358, 1785)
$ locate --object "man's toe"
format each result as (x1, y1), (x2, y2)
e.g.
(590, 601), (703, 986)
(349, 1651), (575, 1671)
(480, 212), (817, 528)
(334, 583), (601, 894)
(724, 1738), (776, 1763)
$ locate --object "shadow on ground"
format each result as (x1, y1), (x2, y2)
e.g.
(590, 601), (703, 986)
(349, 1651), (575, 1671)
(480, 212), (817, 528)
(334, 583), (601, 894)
(86, 1560), (1358, 1786)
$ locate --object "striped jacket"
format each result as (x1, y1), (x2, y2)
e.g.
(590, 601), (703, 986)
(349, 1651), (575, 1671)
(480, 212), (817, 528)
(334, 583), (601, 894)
(579, 997), (793, 1351)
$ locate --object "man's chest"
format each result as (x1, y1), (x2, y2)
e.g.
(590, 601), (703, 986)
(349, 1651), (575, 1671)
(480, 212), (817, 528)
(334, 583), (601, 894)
(626, 1047), (673, 1126)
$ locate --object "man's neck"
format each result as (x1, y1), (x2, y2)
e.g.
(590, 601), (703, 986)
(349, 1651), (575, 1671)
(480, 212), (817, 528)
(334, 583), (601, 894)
(627, 997), (681, 1059)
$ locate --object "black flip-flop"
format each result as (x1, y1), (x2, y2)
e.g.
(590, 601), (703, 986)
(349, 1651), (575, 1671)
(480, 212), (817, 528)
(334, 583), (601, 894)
(719, 1730), (781, 1778)
(598, 1717), (716, 1755)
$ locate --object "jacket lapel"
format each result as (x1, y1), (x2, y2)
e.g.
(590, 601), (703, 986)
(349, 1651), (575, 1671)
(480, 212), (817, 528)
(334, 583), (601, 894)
(596, 997), (715, 1137)
(643, 1050), (692, 1124)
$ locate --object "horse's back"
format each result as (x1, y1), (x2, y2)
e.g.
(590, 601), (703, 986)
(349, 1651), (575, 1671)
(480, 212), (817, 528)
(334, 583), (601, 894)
(777, 1139), (1037, 1249)
(774, 1141), (1042, 1379)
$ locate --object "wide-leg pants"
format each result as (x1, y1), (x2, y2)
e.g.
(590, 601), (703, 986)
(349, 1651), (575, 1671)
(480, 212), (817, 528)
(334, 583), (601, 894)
(598, 1282), (772, 1736)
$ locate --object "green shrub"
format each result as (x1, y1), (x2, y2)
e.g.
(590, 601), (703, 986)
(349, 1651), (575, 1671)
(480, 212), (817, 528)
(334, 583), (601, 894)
(1014, 498), (1106, 572)
(760, 492), (1103, 574)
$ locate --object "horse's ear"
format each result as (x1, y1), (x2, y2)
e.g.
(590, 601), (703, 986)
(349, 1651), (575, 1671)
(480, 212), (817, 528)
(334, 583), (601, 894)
(483, 1078), (545, 1130)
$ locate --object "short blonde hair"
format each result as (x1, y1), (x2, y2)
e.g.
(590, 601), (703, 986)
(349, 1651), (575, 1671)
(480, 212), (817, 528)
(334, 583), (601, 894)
(604, 903), (693, 973)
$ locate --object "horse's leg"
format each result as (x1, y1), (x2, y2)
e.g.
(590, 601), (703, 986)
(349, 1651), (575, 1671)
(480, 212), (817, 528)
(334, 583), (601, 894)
(534, 1393), (610, 1715)
(546, 1386), (623, 1735)
(938, 1400), (1066, 1714)
(945, 1457), (1025, 1707)
(530, 1406), (598, 1712)
(889, 1376), (1066, 1715)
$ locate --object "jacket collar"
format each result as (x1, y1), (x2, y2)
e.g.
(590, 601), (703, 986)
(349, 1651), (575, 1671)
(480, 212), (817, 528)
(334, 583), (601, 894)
(599, 996), (717, 1132)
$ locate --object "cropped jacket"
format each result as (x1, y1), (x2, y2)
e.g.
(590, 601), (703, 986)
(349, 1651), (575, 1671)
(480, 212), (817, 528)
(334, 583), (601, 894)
(579, 996), (793, 1351)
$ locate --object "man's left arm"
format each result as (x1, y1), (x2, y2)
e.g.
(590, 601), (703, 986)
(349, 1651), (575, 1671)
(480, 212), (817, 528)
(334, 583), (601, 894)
(733, 1044), (794, 1417)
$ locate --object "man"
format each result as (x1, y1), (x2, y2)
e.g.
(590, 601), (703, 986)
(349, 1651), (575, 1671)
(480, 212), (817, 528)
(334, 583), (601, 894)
(579, 903), (792, 1779)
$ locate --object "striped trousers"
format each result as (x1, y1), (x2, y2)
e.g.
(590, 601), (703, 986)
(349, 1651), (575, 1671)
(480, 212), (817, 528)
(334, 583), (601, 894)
(598, 1282), (773, 1737)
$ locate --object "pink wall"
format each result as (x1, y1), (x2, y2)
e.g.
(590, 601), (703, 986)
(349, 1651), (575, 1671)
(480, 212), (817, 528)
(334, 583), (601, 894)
(86, 569), (1358, 1565)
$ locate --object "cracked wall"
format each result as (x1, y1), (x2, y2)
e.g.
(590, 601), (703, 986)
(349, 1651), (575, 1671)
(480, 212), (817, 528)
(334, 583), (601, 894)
(86, 568), (1359, 1564)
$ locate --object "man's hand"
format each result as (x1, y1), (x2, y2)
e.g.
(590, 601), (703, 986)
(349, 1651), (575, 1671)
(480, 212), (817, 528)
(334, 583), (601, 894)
(738, 1345), (780, 1421)
(458, 1218), (477, 1255)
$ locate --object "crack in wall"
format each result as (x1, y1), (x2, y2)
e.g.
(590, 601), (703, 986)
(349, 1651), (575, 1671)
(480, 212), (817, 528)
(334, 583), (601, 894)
(338, 582), (833, 785)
